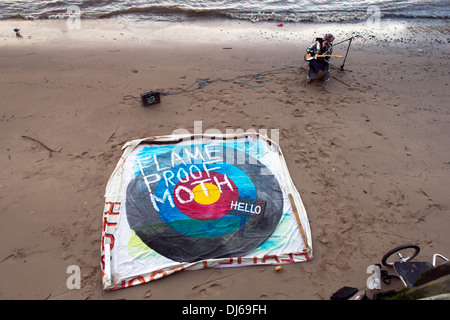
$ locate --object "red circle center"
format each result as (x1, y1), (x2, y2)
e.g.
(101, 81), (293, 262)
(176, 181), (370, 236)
(173, 171), (239, 220)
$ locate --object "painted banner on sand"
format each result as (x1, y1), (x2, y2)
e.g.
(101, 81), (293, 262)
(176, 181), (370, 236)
(101, 132), (312, 290)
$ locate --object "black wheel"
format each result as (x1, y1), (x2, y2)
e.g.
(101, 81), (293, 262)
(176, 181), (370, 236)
(381, 244), (420, 267)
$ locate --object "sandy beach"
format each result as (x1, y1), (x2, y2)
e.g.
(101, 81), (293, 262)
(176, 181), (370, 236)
(0, 17), (449, 300)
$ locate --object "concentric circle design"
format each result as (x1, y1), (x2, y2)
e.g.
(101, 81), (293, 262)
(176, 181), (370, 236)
(172, 171), (239, 221)
(126, 145), (283, 263)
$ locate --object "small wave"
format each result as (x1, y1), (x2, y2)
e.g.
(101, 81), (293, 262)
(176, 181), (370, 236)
(0, 0), (448, 23)
(225, 11), (371, 23)
(96, 6), (223, 19)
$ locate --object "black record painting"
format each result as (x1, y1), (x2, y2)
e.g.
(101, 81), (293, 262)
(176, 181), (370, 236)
(126, 144), (284, 263)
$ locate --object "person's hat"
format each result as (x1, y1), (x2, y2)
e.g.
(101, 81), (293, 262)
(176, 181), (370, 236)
(323, 33), (335, 42)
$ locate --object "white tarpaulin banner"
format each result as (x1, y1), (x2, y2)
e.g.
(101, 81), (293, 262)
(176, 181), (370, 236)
(101, 132), (312, 290)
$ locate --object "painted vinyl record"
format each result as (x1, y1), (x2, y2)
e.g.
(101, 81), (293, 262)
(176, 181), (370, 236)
(126, 145), (283, 263)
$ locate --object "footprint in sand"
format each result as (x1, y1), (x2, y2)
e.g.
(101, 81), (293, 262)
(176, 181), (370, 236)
(305, 123), (318, 136)
(361, 114), (370, 123)
(404, 145), (413, 157)
(193, 283), (224, 298)
(293, 108), (305, 117)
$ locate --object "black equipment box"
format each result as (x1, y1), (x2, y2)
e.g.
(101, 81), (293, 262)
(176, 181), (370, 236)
(140, 91), (161, 106)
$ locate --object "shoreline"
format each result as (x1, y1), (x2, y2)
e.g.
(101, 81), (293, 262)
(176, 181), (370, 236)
(0, 17), (449, 300)
(1, 17), (448, 50)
